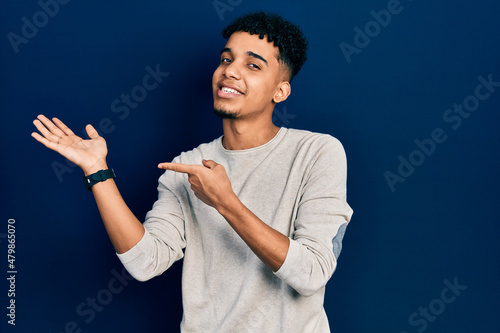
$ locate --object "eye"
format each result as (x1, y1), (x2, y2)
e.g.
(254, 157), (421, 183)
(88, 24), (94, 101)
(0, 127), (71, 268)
(221, 58), (232, 63)
(249, 63), (260, 70)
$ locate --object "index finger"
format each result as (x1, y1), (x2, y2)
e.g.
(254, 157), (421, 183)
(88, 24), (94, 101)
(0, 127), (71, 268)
(158, 162), (195, 174)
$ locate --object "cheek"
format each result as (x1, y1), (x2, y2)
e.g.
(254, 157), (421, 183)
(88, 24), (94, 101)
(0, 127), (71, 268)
(212, 72), (217, 87)
(212, 67), (222, 86)
(250, 80), (276, 103)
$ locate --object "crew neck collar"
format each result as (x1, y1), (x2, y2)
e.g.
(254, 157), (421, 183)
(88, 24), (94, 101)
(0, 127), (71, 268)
(218, 127), (287, 154)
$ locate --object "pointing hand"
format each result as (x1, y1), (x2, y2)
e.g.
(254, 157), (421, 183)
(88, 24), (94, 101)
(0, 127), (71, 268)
(158, 159), (235, 211)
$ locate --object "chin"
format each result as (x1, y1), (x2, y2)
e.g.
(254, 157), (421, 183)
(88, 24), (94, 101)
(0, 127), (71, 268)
(213, 106), (238, 119)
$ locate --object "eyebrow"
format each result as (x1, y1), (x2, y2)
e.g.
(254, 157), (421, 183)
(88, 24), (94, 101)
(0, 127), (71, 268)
(220, 48), (268, 66)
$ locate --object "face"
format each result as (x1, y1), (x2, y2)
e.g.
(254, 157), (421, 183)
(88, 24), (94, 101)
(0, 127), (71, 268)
(212, 31), (290, 120)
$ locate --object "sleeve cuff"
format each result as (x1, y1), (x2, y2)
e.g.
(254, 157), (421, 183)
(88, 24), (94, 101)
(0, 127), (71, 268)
(115, 229), (154, 265)
(273, 237), (301, 280)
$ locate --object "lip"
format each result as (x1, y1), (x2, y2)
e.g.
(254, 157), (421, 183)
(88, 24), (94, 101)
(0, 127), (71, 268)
(217, 82), (245, 98)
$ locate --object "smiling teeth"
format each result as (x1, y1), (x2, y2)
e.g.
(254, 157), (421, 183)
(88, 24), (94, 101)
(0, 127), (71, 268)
(222, 87), (241, 94)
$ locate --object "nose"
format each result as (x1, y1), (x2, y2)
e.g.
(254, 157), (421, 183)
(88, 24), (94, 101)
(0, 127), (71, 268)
(222, 60), (241, 80)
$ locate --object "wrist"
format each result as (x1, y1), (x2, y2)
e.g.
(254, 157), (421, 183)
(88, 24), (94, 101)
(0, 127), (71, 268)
(83, 159), (108, 176)
(217, 192), (242, 217)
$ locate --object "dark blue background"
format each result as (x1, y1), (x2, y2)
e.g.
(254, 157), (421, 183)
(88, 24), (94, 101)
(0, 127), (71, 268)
(2, 0), (499, 332)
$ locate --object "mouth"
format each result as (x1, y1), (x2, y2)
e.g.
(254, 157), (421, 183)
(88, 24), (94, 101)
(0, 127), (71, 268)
(221, 87), (243, 94)
(217, 83), (245, 98)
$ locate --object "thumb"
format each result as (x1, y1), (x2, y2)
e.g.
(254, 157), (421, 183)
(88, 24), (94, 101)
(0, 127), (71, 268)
(85, 124), (100, 139)
(202, 159), (217, 168)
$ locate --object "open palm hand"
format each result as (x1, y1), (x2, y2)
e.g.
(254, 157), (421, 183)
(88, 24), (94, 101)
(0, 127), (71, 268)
(31, 115), (108, 175)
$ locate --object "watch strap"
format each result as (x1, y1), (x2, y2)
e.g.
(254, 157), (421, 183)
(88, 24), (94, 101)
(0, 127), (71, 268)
(83, 168), (116, 191)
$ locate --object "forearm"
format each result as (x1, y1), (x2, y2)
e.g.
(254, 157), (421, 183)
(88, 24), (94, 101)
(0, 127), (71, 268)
(218, 195), (289, 272)
(86, 163), (145, 254)
(31, 115), (145, 254)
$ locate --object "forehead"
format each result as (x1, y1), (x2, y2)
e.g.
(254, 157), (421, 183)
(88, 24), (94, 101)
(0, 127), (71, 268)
(224, 31), (280, 63)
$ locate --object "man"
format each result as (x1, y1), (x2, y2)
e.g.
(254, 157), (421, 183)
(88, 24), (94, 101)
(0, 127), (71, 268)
(32, 12), (353, 332)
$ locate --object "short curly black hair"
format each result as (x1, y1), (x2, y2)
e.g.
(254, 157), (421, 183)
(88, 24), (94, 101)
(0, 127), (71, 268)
(222, 11), (308, 82)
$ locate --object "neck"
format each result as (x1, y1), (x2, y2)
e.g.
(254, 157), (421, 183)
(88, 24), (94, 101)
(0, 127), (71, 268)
(221, 117), (280, 150)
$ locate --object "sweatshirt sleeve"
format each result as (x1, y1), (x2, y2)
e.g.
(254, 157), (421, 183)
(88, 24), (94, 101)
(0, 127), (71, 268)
(116, 161), (187, 282)
(274, 136), (353, 296)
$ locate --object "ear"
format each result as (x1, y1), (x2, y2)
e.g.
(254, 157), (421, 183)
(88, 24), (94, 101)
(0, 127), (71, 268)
(273, 81), (291, 103)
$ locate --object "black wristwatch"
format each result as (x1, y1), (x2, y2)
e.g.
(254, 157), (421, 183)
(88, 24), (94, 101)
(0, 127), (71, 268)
(82, 169), (116, 191)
